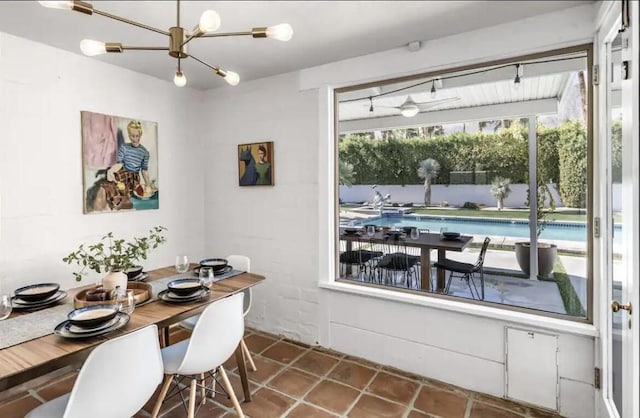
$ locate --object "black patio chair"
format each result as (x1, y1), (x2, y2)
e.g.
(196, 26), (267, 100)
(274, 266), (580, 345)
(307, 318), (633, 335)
(434, 237), (491, 300)
(372, 234), (420, 288)
(339, 234), (383, 281)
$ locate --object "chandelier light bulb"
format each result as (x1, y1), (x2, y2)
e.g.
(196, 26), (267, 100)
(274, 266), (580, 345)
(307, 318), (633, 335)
(199, 10), (221, 33)
(80, 39), (107, 56)
(38, 1), (73, 10)
(224, 71), (240, 86)
(173, 71), (187, 87)
(266, 23), (293, 41)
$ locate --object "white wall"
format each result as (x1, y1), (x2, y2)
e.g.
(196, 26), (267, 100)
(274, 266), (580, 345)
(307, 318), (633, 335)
(201, 72), (320, 343)
(202, 4), (597, 416)
(0, 32), (207, 293)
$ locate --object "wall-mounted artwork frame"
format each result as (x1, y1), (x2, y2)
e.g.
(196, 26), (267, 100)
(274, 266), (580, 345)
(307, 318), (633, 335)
(81, 110), (159, 213)
(238, 141), (274, 186)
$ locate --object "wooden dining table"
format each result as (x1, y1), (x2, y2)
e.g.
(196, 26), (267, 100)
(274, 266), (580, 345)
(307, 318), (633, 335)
(0, 265), (264, 403)
(341, 230), (473, 291)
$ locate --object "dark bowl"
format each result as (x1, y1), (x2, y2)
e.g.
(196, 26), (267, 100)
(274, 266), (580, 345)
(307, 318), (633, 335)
(167, 278), (203, 296)
(125, 265), (144, 279)
(67, 305), (120, 328)
(14, 283), (60, 302)
(442, 231), (461, 239)
(386, 230), (404, 239)
(199, 258), (228, 273)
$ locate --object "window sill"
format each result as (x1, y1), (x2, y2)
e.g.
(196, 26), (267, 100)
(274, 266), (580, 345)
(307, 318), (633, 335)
(319, 280), (599, 338)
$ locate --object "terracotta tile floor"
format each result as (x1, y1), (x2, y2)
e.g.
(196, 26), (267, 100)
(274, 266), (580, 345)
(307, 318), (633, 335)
(0, 328), (563, 418)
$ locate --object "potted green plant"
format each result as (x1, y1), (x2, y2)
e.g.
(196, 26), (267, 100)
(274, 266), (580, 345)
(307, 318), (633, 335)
(515, 185), (557, 277)
(63, 226), (167, 289)
(490, 177), (511, 210)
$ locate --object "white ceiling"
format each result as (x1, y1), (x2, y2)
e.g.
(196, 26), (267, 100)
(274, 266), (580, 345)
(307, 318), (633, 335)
(0, 1), (590, 90)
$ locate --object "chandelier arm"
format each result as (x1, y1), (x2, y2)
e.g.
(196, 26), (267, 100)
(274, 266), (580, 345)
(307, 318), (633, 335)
(121, 46), (170, 51)
(200, 31), (253, 38)
(181, 32), (201, 47)
(92, 8), (170, 36)
(188, 54), (218, 72)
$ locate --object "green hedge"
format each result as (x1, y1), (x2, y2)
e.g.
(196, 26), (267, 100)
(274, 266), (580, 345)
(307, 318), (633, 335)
(557, 121), (587, 207)
(339, 121), (593, 208)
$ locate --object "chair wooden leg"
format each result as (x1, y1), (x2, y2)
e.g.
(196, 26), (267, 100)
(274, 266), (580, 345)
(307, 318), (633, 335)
(188, 378), (197, 418)
(219, 366), (245, 418)
(200, 373), (206, 405)
(241, 339), (257, 372)
(151, 374), (173, 418)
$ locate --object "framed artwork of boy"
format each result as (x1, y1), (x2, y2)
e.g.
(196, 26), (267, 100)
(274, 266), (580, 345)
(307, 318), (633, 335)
(81, 110), (159, 213)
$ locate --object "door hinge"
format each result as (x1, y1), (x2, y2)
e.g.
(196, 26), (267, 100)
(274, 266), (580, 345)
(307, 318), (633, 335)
(592, 64), (599, 86)
(595, 367), (601, 389)
(594, 217), (600, 238)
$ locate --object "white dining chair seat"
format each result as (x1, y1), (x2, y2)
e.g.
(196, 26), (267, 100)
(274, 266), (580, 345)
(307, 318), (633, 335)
(177, 255), (256, 372)
(151, 293), (246, 418)
(26, 394), (69, 418)
(26, 325), (163, 418)
(161, 339), (190, 374)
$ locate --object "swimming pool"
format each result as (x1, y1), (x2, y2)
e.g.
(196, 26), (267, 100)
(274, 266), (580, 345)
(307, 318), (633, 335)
(353, 215), (619, 243)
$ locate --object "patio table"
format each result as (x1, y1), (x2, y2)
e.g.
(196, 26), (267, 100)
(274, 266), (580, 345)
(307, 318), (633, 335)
(340, 231), (472, 291)
(0, 265), (264, 403)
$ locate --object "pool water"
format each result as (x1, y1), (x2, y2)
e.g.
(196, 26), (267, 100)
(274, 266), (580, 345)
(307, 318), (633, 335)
(354, 215), (618, 243)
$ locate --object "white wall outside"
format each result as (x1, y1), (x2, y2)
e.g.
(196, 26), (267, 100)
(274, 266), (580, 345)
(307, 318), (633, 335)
(0, 32), (207, 293)
(339, 184), (566, 209)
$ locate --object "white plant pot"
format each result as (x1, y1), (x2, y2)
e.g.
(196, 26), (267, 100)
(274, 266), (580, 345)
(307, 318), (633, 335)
(102, 270), (128, 291)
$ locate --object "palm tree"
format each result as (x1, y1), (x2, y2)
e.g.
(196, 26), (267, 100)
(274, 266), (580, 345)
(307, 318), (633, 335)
(417, 158), (440, 206)
(338, 160), (356, 186)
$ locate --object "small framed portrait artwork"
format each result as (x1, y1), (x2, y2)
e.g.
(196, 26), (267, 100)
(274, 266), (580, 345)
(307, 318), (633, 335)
(238, 141), (274, 186)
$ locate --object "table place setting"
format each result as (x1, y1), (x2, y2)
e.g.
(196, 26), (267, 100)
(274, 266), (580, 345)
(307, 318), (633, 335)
(53, 304), (130, 339)
(10, 283), (68, 311)
(0, 280), (138, 348)
(0, 258), (246, 349)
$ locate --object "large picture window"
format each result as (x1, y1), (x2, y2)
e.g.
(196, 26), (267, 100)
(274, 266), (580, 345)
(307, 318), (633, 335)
(334, 45), (593, 321)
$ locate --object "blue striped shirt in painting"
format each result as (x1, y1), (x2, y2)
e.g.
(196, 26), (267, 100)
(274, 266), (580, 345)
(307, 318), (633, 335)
(117, 143), (149, 172)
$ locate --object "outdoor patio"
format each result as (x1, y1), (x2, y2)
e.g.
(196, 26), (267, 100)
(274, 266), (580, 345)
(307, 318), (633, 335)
(340, 245), (588, 317)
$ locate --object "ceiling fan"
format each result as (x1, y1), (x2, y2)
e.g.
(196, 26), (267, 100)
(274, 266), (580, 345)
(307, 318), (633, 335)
(374, 95), (460, 117)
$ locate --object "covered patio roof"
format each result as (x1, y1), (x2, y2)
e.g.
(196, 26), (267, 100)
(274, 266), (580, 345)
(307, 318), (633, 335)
(338, 53), (587, 133)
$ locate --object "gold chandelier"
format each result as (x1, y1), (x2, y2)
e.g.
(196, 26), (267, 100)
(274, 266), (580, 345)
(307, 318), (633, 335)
(38, 1), (293, 87)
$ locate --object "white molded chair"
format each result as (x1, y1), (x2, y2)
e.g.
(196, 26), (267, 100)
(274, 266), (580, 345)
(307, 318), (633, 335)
(26, 325), (163, 418)
(152, 292), (245, 418)
(179, 255), (256, 371)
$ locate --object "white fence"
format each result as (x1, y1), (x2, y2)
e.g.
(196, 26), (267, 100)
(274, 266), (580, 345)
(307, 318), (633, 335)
(340, 184), (569, 209)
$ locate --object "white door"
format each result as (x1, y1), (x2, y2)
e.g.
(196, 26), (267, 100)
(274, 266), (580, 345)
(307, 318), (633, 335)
(598, 1), (639, 417)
